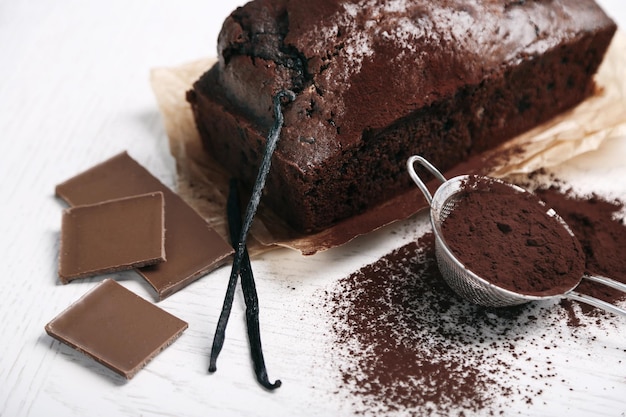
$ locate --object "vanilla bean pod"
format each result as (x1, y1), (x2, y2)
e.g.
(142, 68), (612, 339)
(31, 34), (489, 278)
(208, 90), (295, 382)
(227, 179), (280, 389)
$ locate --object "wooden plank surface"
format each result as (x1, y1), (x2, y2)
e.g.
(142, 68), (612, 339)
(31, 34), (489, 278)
(1, 1), (625, 416)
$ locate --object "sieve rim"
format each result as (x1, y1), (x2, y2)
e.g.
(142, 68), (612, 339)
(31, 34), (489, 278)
(429, 174), (582, 301)
(408, 155), (626, 315)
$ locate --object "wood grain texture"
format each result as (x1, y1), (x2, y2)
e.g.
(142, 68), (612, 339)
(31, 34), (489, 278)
(1, 1), (625, 416)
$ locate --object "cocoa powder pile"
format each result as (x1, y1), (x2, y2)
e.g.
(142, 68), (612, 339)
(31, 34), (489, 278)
(325, 234), (546, 415)
(322, 178), (626, 415)
(440, 176), (585, 297)
(533, 183), (626, 308)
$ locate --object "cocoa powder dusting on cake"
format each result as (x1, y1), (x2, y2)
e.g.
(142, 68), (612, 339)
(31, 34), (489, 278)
(189, 0), (616, 233)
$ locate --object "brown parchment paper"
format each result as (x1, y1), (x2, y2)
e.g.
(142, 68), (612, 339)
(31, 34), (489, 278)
(150, 32), (626, 255)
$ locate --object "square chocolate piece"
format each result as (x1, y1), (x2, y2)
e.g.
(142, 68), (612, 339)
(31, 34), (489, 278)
(59, 192), (166, 283)
(55, 151), (234, 299)
(45, 279), (188, 379)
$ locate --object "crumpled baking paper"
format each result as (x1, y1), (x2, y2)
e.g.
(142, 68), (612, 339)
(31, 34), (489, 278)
(150, 32), (626, 255)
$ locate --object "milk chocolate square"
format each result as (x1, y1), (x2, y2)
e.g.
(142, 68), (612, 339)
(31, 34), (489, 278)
(59, 192), (166, 283)
(55, 151), (234, 299)
(45, 279), (188, 379)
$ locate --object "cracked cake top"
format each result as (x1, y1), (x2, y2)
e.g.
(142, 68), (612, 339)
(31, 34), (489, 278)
(206, 0), (613, 168)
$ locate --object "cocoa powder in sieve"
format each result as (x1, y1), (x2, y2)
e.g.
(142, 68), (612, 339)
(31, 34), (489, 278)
(323, 178), (626, 415)
(440, 176), (585, 297)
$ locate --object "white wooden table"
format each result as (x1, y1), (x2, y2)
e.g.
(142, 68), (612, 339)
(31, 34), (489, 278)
(2, 1), (625, 416)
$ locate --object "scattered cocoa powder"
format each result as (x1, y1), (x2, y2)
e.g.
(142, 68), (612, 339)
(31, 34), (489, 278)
(532, 183), (626, 309)
(322, 177), (626, 415)
(441, 176), (585, 297)
(325, 233), (541, 415)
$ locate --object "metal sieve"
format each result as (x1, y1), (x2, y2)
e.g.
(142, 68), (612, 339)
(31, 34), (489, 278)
(407, 155), (626, 317)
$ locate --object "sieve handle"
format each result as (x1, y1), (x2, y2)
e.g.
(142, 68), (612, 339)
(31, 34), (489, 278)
(566, 292), (626, 317)
(407, 155), (447, 204)
(565, 274), (626, 317)
(582, 274), (626, 293)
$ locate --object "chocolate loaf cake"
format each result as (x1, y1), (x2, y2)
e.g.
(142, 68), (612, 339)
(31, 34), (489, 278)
(187, 0), (616, 234)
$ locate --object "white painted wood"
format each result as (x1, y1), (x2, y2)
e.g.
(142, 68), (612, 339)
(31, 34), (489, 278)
(1, 1), (625, 416)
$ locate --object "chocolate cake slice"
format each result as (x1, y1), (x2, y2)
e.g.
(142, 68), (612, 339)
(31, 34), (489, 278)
(187, 0), (616, 233)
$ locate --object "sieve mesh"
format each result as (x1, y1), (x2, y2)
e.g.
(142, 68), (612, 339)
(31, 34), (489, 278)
(407, 155), (626, 315)
(431, 182), (539, 307)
